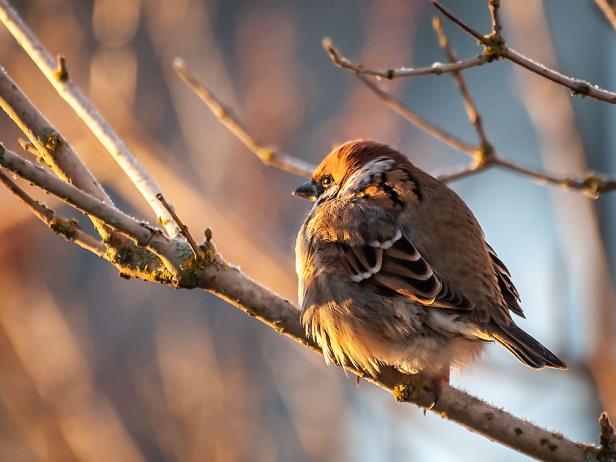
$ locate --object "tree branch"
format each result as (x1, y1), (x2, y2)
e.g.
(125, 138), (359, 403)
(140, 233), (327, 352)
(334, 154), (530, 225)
(431, 0), (616, 103)
(0, 1), (612, 459)
(599, 413), (616, 460)
(173, 58), (314, 178)
(353, 74), (478, 156)
(322, 22), (616, 197)
(0, 169), (106, 257)
(0, 142), (604, 462)
(594, 0), (616, 30)
(175, 36), (616, 198)
(437, 163), (489, 183)
(432, 17), (492, 154)
(0, 66), (121, 241)
(0, 63), (178, 276)
(0, 145), (185, 283)
(493, 158), (616, 198)
(156, 192), (201, 261)
(488, 0), (503, 38)
(322, 36), (487, 80)
(0, 0), (182, 237)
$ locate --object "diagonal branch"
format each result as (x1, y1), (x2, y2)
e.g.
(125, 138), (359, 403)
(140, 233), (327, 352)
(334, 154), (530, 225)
(431, 0), (616, 103)
(322, 36), (487, 80)
(156, 192), (201, 261)
(0, 0), (611, 458)
(353, 74), (478, 156)
(433, 17), (492, 154)
(0, 0), (182, 238)
(323, 27), (616, 197)
(0, 169), (106, 257)
(594, 0), (616, 30)
(176, 36), (616, 198)
(0, 66), (116, 240)
(0, 65), (177, 276)
(0, 147), (169, 253)
(437, 163), (490, 183)
(173, 58), (314, 178)
(0, 142), (604, 462)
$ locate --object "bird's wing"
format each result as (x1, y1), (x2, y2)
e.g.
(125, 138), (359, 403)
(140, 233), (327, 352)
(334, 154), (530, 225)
(337, 229), (474, 311)
(485, 243), (524, 318)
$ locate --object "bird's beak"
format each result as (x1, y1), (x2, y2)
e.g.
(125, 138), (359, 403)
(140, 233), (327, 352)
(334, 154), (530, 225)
(293, 180), (319, 201)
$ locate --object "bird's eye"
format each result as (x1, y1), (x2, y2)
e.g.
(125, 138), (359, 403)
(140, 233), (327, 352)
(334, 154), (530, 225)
(321, 175), (334, 187)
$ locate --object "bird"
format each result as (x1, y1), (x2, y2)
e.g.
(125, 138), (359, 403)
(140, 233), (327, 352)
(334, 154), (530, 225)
(293, 139), (566, 392)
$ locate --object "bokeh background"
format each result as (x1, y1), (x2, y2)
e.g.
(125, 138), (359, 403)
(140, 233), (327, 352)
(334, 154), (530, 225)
(0, 0), (614, 460)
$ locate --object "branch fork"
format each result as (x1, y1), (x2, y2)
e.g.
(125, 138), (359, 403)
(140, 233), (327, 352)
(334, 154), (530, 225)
(0, 0), (613, 460)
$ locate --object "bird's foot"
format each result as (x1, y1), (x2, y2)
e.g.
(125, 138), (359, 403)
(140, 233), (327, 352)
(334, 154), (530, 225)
(393, 369), (449, 412)
(423, 374), (449, 413)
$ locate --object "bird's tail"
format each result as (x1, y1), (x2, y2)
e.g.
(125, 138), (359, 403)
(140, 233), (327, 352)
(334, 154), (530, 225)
(489, 322), (566, 370)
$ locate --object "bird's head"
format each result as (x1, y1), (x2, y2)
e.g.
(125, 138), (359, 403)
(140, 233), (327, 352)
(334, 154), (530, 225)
(293, 140), (417, 204)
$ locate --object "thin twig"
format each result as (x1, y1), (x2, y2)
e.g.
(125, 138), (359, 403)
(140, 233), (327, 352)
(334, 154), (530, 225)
(0, 66), (116, 240)
(430, 1), (488, 43)
(438, 163), (489, 183)
(502, 47), (615, 101)
(0, 145), (181, 279)
(156, 192), (201, 261)
(173, 57), (315, 178)
(355, 75), (477, 156)
(53, 54), (68, 81)
(0, 169), (106, 257)
(17, 138), (38, 157)
(0, 147), (156, 247)
(322, 36), (487, 80)
(594, 0), (616, 30)
(488, 0), (503, 38)
(352, 71), (616, 196)
(438, 147), (616, 197)
(431, 0), (616, 103)
(432, 17), (493, 160)
(0, 142), (603, 462)
(0, 0), (610, 456)
(494, 158), (616, 198)
(0, 0), (182, 237)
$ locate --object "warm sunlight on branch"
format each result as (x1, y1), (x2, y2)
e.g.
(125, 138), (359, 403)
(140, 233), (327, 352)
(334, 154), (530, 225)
(0, 1), (614, 461)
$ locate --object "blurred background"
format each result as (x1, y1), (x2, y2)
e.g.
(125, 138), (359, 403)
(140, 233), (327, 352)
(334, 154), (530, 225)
(0, 0), (614, 460)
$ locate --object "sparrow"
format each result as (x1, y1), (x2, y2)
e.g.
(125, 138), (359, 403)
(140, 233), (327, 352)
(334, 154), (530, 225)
(294, 140), (565, 388)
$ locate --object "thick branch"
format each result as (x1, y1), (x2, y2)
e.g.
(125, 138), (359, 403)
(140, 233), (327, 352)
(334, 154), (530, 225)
(0, 1), (610, 458)
(0, 0), (182, 237)
(0, 146), (182, 283)
(0, 65), (166, 270)
(156, 192), (201, 260)
(0, 142), (603, 462)
(173, 58), (314, 178)
(0, 70), (109, 203)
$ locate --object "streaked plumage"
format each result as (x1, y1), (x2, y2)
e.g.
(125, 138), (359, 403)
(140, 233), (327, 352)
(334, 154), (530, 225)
(294, 140), (565, 381)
